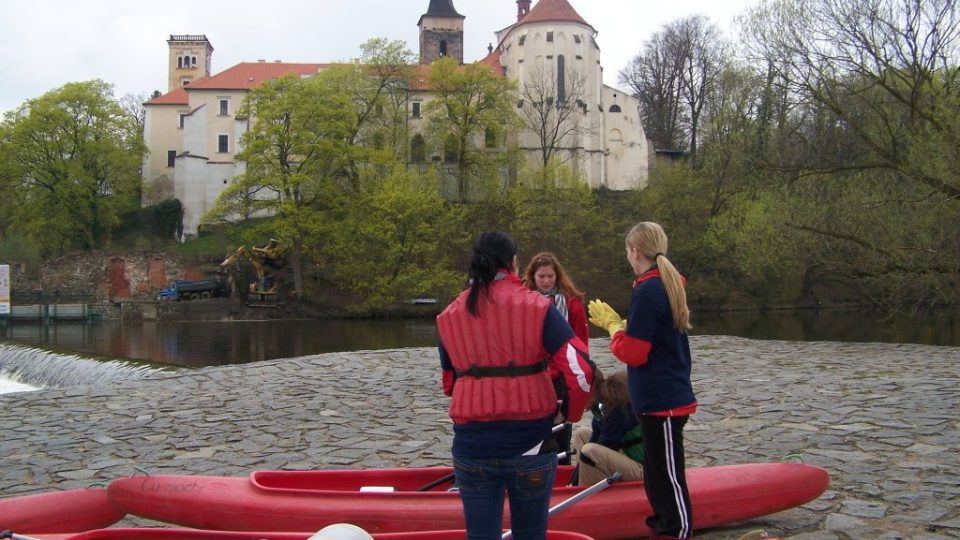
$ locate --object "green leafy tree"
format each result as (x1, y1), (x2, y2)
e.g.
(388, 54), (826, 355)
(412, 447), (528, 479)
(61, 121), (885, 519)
(323, 168), (465, 311)
(740, 0), (960, 308)
(425, 57), (520, 200)
(0, 80), (145, 254)
(203, 72), (357, 299)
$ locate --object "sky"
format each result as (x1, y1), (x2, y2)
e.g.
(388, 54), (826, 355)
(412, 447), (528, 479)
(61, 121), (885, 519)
(0, 0), (761, 115)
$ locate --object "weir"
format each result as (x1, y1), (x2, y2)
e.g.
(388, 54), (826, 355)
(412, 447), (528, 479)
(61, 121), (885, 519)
(0, 342), (167, 393)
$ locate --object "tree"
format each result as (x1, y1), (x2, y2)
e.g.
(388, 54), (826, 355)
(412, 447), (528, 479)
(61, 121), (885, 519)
(619, 28), (686, 151)
(517, 63), (592, 168)
(119, 92), (152, 133)
(620, 15), (727, 163)
(0, 80), (145, 253)
(322, 168), (465, 311)
(425, 57), (519, 199)
(674, 15), (727, 164)
(203, 71), (358, 300)
(739, 0), (960, 308)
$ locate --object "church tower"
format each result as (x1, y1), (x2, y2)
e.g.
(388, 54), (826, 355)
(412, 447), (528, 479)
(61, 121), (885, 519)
(517, 0), (531, 21)
(418, 0), (464, 64)
(167, 35), (214, 91)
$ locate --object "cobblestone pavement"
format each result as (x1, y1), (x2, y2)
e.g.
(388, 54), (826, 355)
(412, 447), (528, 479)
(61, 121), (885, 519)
(1, 336), (958, 539)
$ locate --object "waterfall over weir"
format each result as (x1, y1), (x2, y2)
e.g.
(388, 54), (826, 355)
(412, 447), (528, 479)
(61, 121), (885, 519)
(0, 343), (165, 394)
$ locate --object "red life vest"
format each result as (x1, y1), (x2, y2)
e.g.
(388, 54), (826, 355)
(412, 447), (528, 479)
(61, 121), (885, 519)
(437, 275), (557, 424)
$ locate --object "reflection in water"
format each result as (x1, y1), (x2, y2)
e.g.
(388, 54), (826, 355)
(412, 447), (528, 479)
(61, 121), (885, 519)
(1, 319), (441, 368)
(1, 308), (956, 368)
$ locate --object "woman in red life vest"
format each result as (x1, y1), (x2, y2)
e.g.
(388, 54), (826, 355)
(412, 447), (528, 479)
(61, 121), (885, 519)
(522, 252), (590, 465)
(588, 222), (697, 540)
(437, 231), (595, 540)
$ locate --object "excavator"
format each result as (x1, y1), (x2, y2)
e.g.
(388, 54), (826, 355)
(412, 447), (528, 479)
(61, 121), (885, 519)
(220, 239), (288, 302)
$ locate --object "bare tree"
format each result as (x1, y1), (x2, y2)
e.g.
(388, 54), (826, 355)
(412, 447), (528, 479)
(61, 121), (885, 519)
(517, 63), (592, 168)
(620, 15), (725, 163)
(674, 15), (727, 164)
(619, 28), (686, 151)
(119, 92), (152, 133)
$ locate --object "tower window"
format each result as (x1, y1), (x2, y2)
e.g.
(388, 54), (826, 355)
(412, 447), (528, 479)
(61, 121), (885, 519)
(609, 104), (622, 113)
(218, 134), (229, 153)
(574, 34), (582, 44)
(485, 128), (496, 148)
(167, 150), (176, 168)
(411, 102), (421, 118)
(178, 113), (188, 128)
(518, 35), (526, 46)
(546, 32), (554, 42)
(557, 55), (566, 104)
(439, 41), (448, 57)
(219, 99), (229, 116)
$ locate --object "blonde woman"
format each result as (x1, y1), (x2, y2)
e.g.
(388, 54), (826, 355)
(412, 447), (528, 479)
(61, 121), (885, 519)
(588, 221), (697, 540)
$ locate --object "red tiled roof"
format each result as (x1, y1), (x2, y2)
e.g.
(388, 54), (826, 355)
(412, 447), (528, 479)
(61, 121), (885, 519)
(186, 62), (328, 91)
(478, 48), (506, 76)
(517, 0), (593, 30)
(147, 86), (188, 105)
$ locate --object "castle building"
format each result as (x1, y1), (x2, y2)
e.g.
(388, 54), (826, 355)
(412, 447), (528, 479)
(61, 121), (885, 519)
(141, 0), (648, 237)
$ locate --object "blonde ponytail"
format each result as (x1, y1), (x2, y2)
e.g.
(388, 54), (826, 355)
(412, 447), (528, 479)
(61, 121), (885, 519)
(625, 222), (692, 332)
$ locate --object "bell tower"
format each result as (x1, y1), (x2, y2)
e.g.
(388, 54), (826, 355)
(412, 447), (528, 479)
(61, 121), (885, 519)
(517, 0), (531, 21)
(167, 35), (214, 91)
(418, 0), (465, 64)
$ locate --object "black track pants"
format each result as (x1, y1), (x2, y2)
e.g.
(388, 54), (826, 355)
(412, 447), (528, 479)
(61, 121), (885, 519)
(639, 414), (693, 539)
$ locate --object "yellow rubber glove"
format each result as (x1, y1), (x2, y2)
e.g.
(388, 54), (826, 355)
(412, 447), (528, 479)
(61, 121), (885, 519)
(588, 299), (626, 337)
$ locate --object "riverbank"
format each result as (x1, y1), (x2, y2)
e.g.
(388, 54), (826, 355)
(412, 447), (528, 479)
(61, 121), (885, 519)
(2, 336), (958, 538)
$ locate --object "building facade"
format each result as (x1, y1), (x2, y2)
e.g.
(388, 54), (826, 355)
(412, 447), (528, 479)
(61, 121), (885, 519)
(142, 0), (648, 236)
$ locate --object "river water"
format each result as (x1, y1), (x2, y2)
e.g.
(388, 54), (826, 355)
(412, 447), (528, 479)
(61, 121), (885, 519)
(1, 308), (957, 371)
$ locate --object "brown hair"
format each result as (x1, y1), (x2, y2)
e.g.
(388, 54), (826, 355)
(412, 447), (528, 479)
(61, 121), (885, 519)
(590, 368), (630, 411)
(625, 222), (692, 331)
(522, 252), (584, 300)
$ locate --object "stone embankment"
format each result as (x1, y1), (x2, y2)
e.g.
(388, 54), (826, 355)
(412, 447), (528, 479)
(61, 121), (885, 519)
(1, 336), (958, 539)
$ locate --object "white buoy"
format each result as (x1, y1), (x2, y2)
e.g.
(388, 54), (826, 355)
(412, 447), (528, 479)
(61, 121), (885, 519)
(307, 523), (375, 540)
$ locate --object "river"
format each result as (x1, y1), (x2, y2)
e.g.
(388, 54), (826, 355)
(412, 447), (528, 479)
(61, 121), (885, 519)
(1, 307), (957, 369)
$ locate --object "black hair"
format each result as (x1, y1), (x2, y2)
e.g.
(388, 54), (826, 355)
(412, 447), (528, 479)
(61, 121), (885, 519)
(466, 231), (517, 316)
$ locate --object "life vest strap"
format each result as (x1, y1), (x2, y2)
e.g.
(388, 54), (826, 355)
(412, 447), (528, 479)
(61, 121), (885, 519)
(456, 358), (549, 378)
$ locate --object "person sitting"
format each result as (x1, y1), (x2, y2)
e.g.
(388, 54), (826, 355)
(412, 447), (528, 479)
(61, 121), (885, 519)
(572, 368), (644, 486)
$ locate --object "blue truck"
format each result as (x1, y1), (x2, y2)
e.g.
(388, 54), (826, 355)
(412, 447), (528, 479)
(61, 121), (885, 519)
(155, 278), (228, 301)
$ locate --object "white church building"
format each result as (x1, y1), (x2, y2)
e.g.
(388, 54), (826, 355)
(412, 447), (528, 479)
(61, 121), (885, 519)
(141, 0), (649, 236)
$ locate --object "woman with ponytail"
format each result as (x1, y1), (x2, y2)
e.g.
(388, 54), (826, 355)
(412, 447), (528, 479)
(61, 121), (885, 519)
(436, 231), (595, 540)
(587, 222), (697, 540)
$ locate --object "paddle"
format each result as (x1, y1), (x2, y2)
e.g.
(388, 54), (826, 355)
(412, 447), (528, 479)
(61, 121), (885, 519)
(500, 471), (623, 540)
(3, 533), (41, 540)
(415, 424), (568, 492)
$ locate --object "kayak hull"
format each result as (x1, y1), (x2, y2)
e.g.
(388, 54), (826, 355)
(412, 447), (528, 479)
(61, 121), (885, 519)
(107, 463), (829, 540)
(0, 487), (125, 533)
(32, 530), (594, 540)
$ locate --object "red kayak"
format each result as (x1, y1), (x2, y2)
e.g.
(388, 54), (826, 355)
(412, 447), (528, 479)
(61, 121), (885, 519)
(0, 487), (125, 533)
(107, 463), (828, 540)
(29, 529), (595, 540)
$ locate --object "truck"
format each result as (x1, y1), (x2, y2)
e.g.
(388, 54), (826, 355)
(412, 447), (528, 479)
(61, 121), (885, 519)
(155, 278), (228, 301)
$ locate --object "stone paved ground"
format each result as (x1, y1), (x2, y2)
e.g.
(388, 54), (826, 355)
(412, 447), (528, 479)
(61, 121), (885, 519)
(1, 336), (958, 539)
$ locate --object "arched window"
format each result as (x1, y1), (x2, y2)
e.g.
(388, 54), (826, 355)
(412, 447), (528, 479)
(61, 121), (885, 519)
(177, 56), (183, 68)
(608, 104), (622, 113)
(411, 134), (426, 162)
(444, 136), (458, 163)
(439, 41), (448, 57)
(557, 55), (566, 104)
(191, 56), (198, 66)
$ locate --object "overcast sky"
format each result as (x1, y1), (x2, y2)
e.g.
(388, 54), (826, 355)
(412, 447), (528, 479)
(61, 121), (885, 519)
(0, 0), (760, 114)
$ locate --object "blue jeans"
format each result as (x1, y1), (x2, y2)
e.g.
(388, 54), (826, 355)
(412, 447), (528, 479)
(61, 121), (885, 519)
(453, 452), (557, 540)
